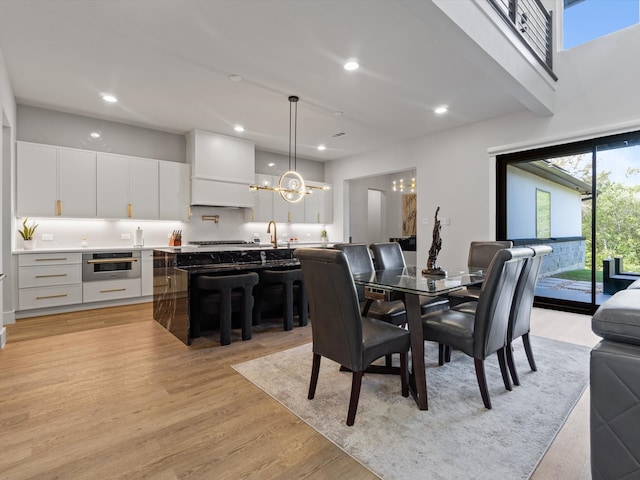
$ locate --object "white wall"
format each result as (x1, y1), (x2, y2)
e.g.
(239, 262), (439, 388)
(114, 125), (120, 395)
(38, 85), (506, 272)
(506, 166), (583, 239)
(0, 47), (17, 341)
(327, 22), (640, 269)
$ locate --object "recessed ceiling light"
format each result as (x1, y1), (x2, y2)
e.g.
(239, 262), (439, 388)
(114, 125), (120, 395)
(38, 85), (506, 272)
(90, 132), (101, 138)
(102, 94), (118, 103)
(343, 60), (359, 71)
(334, 111), (344, 117)
(229, 74), (242, 82)
(267, 162), (276, 167)
(434, 105), (448, 114)
(234, 125), (245, 132)
(317, 145), (326, 151)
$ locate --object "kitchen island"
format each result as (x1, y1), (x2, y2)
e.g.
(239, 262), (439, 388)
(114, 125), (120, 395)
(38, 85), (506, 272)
(153, 245), (306, 345)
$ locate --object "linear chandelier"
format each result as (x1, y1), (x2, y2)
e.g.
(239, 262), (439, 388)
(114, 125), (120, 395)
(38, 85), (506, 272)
(250, 95), (328, 204)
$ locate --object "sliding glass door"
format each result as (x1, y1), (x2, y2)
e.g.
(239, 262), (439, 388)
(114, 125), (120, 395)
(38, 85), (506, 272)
(497, 130), (640, 314)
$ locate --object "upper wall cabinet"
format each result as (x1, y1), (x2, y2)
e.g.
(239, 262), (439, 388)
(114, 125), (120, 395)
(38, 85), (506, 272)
(97, 153), (159, 219)
(187, 130), (255, 208)
(17, 142), (97, 218)
(159, 162), (191, 221)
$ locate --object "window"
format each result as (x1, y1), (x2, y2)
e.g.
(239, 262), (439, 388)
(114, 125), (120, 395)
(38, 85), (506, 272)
(536, 189), (551, 238)
(564, 0), (639, 49)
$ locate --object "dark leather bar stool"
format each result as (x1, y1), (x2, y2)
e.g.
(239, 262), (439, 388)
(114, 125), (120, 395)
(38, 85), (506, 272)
(253, 268), (308, 330)
(195, 272), (259, 345)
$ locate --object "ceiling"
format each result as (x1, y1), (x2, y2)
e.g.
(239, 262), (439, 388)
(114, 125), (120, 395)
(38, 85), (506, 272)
(0, 0), (528, 162)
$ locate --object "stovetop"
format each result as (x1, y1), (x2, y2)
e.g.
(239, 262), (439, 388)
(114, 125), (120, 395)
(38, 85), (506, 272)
(188, 240), (252, 246)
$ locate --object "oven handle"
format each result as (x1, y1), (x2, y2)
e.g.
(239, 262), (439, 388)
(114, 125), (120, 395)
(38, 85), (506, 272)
(86, 258), (139, 265)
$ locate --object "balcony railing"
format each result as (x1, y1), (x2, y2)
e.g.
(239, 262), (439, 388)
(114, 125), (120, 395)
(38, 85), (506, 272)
(488, 0), (557, 81)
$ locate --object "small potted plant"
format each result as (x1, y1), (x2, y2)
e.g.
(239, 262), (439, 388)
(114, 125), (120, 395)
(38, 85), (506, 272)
(18, 217), (38, 250)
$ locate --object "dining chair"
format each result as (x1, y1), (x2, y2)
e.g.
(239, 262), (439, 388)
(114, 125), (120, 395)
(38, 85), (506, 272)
(369, 242), (450, 315)
(447, 240), (514, 306)
(506, 244), (553, 385)
(295, 247), (410, 426)
(421, 247), (533, 409)
(333, 243), (407, 325)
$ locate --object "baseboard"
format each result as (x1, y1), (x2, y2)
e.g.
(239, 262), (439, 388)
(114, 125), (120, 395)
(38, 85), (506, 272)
(15, 296), (153, 319)
(0, 326), (6, 349)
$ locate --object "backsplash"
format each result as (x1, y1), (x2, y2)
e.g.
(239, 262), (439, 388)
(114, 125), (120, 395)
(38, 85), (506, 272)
(14, 205), (332, 250)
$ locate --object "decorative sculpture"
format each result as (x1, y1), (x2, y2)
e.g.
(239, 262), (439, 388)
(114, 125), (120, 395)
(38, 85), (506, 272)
(422, 206), (445, 276)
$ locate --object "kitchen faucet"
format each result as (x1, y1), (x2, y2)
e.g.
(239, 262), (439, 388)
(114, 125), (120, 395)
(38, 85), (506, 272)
(267, 220), (278, 248)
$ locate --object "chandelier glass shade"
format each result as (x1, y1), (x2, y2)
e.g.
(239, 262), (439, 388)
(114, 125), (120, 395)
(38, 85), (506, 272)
(392, 174), (416, 193)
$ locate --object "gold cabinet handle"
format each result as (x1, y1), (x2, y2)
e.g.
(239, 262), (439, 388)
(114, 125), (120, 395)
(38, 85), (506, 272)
(100, 288), (127, 293)
(36, 294), (68, 300)
(56, 200), (62, 216)
(35, 274), (67, 278)
(127, 203), (133, 218)
(35, 257), (68, 262)
(187, 206), (192, 219)
(288, 212), (292, 223)
(86, 258), (138, 264)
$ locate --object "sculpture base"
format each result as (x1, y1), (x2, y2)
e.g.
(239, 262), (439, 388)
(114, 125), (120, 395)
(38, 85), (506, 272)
(422, 268), (446, 277)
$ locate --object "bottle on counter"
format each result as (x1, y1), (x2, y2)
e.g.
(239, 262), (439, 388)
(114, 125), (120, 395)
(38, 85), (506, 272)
(80, 237), (88, 248)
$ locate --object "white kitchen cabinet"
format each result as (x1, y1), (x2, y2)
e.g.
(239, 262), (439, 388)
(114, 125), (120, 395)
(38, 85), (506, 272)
(304, 181), (332, 224)
(159, 162), (191, 220)
(18, 252), (83, 310)
(187, 129), (255, 207)
(141, 249), (153, 296)
(17, 142), (96, 218)
(247, 174), (275, 222)
(274, 193), (305, 223)
(83, 278), (141, 303)
(97, 153), (159, 219)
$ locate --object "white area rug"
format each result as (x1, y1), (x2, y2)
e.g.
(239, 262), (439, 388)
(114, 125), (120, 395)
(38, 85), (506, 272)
(233, 336), (590, 480)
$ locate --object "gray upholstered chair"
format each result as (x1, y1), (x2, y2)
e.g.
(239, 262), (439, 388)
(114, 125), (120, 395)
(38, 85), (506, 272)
(506, 244), (552, 385)
(370, 242), (449, 315)
(447, 240), (514, 306)
(333, 243), (407, 325)
(295, 247), (411, 426)
(421, 247), (532, 409)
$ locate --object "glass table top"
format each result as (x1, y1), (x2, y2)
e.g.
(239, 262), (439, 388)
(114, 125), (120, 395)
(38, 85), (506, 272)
(352, 266), (485, 296)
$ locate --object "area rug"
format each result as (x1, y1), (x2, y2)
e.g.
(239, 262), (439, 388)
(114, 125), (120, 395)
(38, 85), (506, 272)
(233, 336), (590, 480)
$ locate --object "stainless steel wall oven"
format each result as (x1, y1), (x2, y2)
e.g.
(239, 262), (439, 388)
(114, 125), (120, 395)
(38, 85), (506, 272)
(82, 251), (141, 281)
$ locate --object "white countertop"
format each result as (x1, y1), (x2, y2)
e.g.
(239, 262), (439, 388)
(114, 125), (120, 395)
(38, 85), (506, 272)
(13, 245), (168, 254)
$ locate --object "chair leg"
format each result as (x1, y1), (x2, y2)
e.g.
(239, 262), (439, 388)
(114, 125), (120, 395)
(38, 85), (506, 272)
(219, 288), (232, 346)
(308, 353), (321, 400)
(506, 341), (520, 386)
(240, 288), (252, 341)
(445, 346), (451, 363)
(297, 282), (308, 326)
(400, 352), (409, 397)
(497, 347), (512, 391)
(385, 354), (393, 367)
(347, 371), (364, 426)
(438, 344), (445, 366)
(474, 358), (492, 409)
(522, 333), (537, 372)
(283, 281), (294, 331)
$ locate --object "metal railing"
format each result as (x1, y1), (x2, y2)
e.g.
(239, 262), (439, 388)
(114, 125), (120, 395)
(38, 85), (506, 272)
(488, 0), (557, 80)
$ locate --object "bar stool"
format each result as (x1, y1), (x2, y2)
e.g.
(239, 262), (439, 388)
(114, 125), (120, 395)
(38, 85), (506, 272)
(253, 268), (308, 330)
(195, 272), (259, 345)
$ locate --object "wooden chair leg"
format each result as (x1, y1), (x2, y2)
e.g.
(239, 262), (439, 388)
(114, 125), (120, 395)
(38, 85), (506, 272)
(445, 345), (451, 363)
(506, 341), (520, 386)
(308, 353), (321, 400)
(347, 371), (364, 426)
(438, 343), (445, 366)
(474, 358), (492, 409)
(400, 352), (409, 397)
(522, 333), (537, 371)
(497, 347), (512, 391)
(385, 354), (393, 367)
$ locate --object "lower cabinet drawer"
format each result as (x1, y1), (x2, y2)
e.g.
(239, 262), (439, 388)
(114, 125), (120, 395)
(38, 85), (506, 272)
(83, 279), (142, 303)
(19, 284), (83, 310)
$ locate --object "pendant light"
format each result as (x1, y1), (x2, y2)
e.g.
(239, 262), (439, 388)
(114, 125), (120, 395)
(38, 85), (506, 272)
(250, 95), (328, 203)
(391, 170), (416, 193)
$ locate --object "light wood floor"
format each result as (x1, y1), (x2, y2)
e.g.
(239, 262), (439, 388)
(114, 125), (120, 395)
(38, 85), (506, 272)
(2, 304), (598, 479)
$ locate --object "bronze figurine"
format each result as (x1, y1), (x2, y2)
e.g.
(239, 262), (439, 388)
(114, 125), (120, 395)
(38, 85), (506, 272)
(422, 206), (446, 276)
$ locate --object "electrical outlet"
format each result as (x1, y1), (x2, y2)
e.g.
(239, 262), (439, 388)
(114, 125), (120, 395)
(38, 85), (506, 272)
(121, 233), (131, 240)
(42, 233), (53, 241)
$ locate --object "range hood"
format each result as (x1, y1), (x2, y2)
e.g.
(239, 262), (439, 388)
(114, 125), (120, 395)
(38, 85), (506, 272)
(187, 130), (255, 208)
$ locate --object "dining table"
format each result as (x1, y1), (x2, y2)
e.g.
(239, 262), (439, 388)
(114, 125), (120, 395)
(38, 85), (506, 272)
(352, 265), (485, 411)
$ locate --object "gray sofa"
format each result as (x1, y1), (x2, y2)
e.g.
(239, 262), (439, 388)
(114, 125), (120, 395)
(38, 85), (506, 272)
(591, 279), (640, 480)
